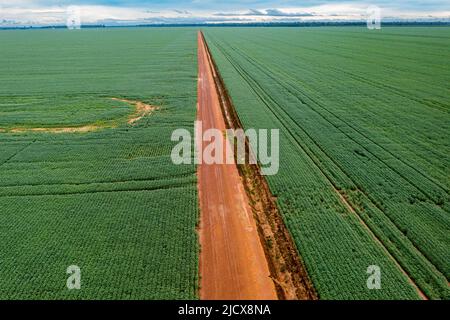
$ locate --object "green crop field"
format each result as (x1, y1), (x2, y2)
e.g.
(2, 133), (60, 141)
(1, 25), (448, 301)
(204, 27), (450, 300)
(0, 28), (199, 299)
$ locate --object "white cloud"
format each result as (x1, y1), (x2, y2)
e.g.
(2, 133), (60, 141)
(0, 2), (449, 26)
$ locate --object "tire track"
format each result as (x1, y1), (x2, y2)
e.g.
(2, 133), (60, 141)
(227, 41), (449, 200)
(211, 37), (449, 283)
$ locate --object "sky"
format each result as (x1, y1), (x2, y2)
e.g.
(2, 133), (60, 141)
(1, 0), (449, 26)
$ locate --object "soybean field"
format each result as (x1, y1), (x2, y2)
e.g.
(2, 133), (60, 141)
(0, 28), (199, 299)
(1, 25), (449, 301)
(204, 27), (450, 300)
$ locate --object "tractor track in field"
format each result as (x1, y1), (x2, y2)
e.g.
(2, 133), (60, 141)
(238, 34), (450, 183)
(0, 140), (36, 168)
(255, 33), (450, 114)
(335, 186), (428, 300)
(198, 31), (317, 300)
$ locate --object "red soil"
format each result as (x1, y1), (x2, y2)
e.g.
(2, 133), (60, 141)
(197, 32), (277, 300)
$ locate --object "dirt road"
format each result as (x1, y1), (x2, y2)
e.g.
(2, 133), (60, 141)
(197, 32), (278, 300)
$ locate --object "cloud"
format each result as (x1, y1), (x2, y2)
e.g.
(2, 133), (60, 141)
(1, 1), (450, 26)
(265, 9), (315, 17)
(214, 8), (315, 17)
(173, 9), (191, 15)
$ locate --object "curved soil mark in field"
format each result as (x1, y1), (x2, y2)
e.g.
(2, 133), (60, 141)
(9, 125), (101, 134)
(0, 98), (158, 133)
(198, 32), (278, 300)
(110, 98), (158, 125)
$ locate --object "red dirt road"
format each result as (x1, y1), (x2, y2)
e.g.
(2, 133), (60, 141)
(197, 32), (278, 300)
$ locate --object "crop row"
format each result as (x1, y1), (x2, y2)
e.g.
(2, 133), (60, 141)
(204, 27), (449, 299)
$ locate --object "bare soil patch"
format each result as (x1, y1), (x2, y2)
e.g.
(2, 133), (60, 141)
(111, 98), (158, 125)
(9, 125), (101, 134)
(0, 98), (158, 134)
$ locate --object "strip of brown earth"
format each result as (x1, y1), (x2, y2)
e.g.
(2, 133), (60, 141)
(197, 32), (278, 300)
(199, 31), (317, 300)
(110, 98), (158, 124)
(0, 98), (157, 133)
(9, 125), (101, 134)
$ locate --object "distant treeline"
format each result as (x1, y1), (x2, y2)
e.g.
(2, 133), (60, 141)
(1, 21), (450, 30)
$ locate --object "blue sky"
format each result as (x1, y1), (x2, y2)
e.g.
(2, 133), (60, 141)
(1, 1), (449, 26)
